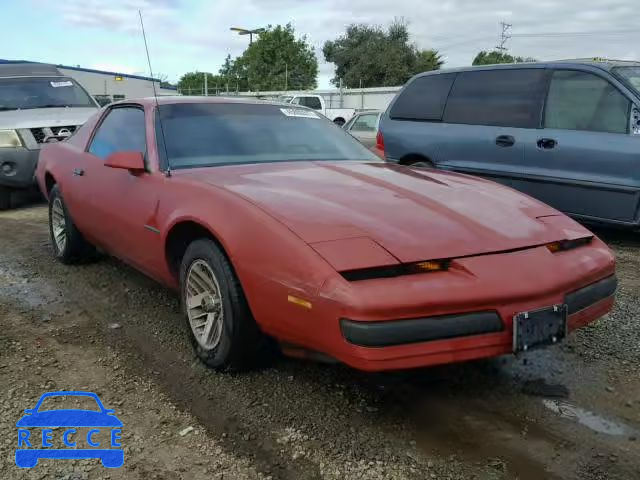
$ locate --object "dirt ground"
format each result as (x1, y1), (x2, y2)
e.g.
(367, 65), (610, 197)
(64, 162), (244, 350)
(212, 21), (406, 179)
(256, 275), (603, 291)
(1, 201), (639, 480)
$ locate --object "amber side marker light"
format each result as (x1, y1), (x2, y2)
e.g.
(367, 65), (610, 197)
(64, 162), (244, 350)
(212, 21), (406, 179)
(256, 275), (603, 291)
(287, 295), (312, 309)
(546, 237), (593, 253)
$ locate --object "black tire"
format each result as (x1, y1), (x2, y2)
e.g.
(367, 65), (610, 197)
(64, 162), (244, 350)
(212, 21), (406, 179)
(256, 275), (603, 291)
(180, 239), (266, 371)
(0, 186), (11, 210)
(410, 160), (435, 169)
(333, 117), (346, 126)
(48, 185), (94, 264)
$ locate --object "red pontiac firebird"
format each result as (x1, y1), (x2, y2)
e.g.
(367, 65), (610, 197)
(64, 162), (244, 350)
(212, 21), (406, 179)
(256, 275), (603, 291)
(36, 97), (616, 372)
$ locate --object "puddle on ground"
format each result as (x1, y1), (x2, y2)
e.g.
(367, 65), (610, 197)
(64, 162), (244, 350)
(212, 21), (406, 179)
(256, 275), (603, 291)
(542, 399), (636, 436)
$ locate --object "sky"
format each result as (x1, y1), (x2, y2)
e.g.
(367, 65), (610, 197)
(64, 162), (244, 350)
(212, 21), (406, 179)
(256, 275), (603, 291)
(2, 0), (639, 88)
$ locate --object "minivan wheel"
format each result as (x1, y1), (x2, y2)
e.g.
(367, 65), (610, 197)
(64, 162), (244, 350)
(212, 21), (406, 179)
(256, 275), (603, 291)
(410, 161), (435, 169)
(48, 185), (95, 264)
(0, 186), (11, 210)
(180, 239), (266, 371)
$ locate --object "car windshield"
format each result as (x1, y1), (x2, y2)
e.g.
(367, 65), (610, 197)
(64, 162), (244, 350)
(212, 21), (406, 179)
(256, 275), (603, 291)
(37, 395), (101, 412)
(0, 76), (96, 111)
(612, 66), (640, 94)
(156, 102), (380, 169)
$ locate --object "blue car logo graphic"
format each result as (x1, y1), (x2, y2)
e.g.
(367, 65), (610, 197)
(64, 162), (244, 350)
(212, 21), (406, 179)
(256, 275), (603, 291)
(15, 391), (123, 468)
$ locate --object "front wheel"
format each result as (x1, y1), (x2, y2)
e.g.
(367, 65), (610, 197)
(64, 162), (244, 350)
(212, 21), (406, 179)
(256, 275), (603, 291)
(48, 185), (95, 264)
(180, 239), (266, 371)
(0, 186), (11, 210)
(333, 117), (345, 126)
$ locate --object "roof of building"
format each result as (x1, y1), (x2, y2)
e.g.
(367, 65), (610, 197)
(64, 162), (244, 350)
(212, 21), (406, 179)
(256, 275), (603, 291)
(0, 59), (168, 83)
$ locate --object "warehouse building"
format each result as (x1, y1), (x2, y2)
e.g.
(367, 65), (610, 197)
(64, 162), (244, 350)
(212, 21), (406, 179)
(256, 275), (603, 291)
(0, 59), (177, 105)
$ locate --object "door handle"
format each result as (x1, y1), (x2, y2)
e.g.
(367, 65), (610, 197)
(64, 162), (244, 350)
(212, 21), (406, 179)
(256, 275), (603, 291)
(73, 168), (84, 177)
(495, 135), (515, 147)
(537, 138), (557, 149)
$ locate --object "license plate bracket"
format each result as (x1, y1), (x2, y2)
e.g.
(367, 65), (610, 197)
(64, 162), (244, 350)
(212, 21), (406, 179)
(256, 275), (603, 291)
(513, 304), (568, 353)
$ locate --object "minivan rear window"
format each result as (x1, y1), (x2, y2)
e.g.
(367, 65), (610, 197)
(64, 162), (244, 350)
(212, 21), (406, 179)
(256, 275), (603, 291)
(443, 69), (548, 128)
(389, 73), (456, 121)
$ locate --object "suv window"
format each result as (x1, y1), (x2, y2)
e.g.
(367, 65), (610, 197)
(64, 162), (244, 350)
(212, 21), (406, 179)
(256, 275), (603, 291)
(443, 69), (548, 128)
(297, 96), (322, 110)
(545, 70), (630, 134)
(89, 107), (146, 160)
(351, 113), (379, 132)
(389, 73), (455, 121)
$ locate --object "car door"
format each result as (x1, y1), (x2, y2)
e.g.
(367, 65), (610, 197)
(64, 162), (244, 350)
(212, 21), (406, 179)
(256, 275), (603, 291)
(435, 68), (549, 188)
(515, 68), (640, 224)
(347, 112), (379, 148)
(77, 105), (166, 276)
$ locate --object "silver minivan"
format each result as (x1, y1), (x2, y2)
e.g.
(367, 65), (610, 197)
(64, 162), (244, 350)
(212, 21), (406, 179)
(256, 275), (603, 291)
(0, 62), (98, 209)
(380, 60), (640, 228)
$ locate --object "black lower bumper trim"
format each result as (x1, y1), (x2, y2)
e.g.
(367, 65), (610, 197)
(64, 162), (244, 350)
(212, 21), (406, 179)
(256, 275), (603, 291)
(341, 311), (503, 348)
(565, 275), (617, 315)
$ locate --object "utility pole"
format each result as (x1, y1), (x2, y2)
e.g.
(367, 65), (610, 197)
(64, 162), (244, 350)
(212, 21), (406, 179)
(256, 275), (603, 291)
(496, 21), (512, 51)
(284, 63), (288, 91)
(203, 72), (208, 96)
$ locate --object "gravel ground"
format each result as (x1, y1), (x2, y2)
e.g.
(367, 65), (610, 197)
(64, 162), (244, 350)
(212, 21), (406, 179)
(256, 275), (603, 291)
(1, 203), (639, 480)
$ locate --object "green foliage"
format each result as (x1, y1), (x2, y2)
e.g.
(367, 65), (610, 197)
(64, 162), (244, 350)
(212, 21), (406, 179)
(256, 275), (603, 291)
(472, 50), (537, 66)
(415, 49), (444, 73)
(226, 24), (318, 92)
(177, 71), (227, 95)
(322, 21), (443, 88)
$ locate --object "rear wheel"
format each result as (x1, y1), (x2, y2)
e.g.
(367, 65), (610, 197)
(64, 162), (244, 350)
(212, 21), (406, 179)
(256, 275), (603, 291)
(48, 185), (95, 264)
(0, 186), (11, 210)
(180, 239), (266, 371)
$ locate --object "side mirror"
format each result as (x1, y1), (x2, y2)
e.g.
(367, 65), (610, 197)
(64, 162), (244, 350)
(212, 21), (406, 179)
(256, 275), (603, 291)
(104, 151), (146, 173)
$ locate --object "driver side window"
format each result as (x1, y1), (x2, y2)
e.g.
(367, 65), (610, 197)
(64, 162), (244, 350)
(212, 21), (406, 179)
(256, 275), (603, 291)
(89, 107), (146, 160)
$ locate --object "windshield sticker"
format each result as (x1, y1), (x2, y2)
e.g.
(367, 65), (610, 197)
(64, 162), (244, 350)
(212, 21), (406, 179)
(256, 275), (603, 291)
(280, 108), (320, 119)
(50, 81), (73, 88)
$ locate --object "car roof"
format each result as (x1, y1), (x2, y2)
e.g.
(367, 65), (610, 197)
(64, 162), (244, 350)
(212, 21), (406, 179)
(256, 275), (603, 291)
(0, 62), (62, 78)
(113, 95), (293, 108)
(413, 59), (640, 79)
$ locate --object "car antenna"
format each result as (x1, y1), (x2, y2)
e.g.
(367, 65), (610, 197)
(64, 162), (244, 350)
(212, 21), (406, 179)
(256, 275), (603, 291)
(138, 9), (171, 178)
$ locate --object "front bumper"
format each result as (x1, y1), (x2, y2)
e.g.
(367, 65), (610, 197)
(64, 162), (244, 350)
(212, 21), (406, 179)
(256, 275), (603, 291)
(0, 147), (39, 189)
(270, 239), (616, 372)
(336, 275), (615, 371)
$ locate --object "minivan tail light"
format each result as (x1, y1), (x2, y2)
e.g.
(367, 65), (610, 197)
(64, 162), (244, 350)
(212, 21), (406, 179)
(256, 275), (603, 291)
(375, 130), (385, 158)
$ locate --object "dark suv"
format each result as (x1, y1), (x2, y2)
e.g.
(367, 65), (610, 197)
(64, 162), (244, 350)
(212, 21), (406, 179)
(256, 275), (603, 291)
(379, 60), (640, 228)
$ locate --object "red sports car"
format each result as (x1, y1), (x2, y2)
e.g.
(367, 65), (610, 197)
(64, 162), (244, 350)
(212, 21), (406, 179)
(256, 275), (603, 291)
(36, 97), (616, 372)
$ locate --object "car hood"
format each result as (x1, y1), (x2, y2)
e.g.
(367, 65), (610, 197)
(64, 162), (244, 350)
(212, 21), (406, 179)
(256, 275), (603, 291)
(184, 161), (588, 264)
(16, 410), (123, 427)
(0, 107), (97, 129)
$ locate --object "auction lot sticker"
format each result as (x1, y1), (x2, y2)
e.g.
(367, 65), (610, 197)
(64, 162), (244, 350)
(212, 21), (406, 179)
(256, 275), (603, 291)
(15, 391), (123, 468)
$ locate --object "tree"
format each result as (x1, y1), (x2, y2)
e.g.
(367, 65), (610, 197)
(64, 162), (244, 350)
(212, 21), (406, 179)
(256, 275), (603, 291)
(232, 24), (318, 91)
(322, 20), (443, 88)
(155, 72), (174, 89)
(177, 71), (227, 95)
(472, 50), (536, 66)
(415, 49), (444, 72)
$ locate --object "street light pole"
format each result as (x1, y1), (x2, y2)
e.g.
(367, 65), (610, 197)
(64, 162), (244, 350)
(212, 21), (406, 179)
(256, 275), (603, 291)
(230, 27), (266, 46)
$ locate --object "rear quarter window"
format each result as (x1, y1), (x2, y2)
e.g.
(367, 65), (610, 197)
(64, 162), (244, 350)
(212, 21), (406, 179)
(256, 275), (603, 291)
(389, 73), (456, 121)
